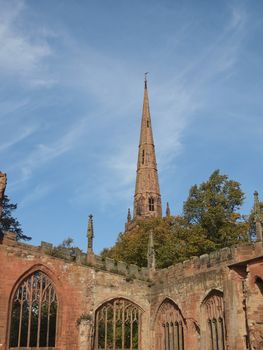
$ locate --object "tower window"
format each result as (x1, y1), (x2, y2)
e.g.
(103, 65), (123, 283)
(147, 120), (150, 127)
(142, 150), (145, 164)
(149, 197), (154, 211)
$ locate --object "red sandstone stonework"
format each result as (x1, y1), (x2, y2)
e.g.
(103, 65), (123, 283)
(0, 232), (262, 349)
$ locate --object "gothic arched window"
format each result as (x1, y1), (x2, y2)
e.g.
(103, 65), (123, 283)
(9, 271), (58, 348)
(202, 290), (226, 350)
(149, 197), (154, 211)
(94, 298), (142, 350)
(155, 299), (185, 350)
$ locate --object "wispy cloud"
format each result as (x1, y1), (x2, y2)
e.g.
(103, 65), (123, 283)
(20, 183), (53, 208)
(0, 0), (54, 86)
(9, 117), (89, 187)
(0, 125), (37, 152)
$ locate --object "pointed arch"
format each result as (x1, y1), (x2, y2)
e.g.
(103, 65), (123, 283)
(94, 297), (143, 350)
(7, 268), (58, 348)
(201, 289), (226, 350)
(154, 298), (186, 350)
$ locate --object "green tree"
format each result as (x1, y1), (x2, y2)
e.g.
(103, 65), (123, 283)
(183, 169), (248, 245)
(102, 170), (248, 268)
(0, 195), (31, 241)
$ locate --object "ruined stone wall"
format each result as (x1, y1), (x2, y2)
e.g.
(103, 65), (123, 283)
(0, 232), (262, 350)
(150, 242), (263, 350)
(0, 234), (150, 350)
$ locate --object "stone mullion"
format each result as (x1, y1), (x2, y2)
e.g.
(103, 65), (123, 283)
(46, 287), (51, 346)
(104, 308), (108, 350)
(36, 274), (43, 347)
(26, 275), (34, 347)
(212, 319), (219, 350)
(94, 312), (99, 349)
(17, 285), (24, 347)
(138, 310), (142, 350)
(209, 319), (214, 350)
(173, 322), (178, 350)
(218, 318), (225, 350)
(113, 301), (116, 350)
(122, 300), (125, 350)
(130, 311), (133, 350)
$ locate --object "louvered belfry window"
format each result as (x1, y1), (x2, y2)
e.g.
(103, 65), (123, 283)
(9, 271), (58, 348)
(94, 298), (142, 350)
(149, 197), (154, 211)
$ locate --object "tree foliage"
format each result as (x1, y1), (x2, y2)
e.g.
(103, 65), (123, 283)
(102, 170), (248, 268)
(0, 195), (31, 241)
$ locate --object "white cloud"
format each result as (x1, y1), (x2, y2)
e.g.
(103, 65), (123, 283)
(0, 0), (53, 86)
(0, 125), (37, 152)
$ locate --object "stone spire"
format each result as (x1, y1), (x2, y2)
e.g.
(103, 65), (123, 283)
(133, 75), (162, 219)
(147, 230), (156, 271)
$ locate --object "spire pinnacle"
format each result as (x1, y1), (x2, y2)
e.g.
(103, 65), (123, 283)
(133, 77), (162, 219)
(253, 191), (263, 241)
(166, 202), (171, 217)
(87, 214), (94, 255)
(127, 208), (131, 223)
(147, 230), (156, 271)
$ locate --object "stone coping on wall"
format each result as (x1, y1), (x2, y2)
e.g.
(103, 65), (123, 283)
(154, 241), (263, 283)
(0, 231), (150, 282)
(1, 231), (262, 285)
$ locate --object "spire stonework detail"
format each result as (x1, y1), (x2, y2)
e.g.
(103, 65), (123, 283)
(133, 77), (162, 219)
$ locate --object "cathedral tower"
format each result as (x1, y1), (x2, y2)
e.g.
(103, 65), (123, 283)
(133, 76), (162, 219)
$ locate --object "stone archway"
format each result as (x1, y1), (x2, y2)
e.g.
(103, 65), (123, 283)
(154, 298), (186, 350)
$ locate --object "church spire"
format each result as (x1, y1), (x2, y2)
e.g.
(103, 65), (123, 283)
(133, 75), (162, 219)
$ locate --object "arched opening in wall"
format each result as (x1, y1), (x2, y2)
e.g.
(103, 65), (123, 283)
(154, 299), (186, 350)
(8, 271), (58, 349)
(202, 290), (226, 350)
(255, 277), (263, 295)
(94, 298), (143, 350)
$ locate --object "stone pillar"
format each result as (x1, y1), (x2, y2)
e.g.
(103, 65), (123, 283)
(78, 319), (94, 350)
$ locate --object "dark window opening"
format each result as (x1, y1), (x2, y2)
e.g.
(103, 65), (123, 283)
(94, 298), (142, 350)
(149, 197), (154, 211)
(142, 150), (145, 165)
(256, 277), (263, 295)
(147, 120), (150, 127)
(9, 271), (57, 348)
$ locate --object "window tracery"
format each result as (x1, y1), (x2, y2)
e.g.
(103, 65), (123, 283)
(9, 271), (57, 349)
(94, 298), (142, 350)
(155, 299), (185, 350)
(203, 290), (226, 350)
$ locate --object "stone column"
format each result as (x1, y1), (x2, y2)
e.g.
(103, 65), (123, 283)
(78, 319), (94, 350)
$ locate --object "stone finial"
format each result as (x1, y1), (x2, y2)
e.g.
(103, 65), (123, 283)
(87, 214), (94, 255)
(127, 208), (131, 223)
(147, 230), (156, 272)
(253, 191), (263, 242)
(0, 172), (7, 220)
(166, 202), (171, 217)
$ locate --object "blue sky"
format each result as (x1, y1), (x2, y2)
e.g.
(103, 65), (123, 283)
(1, 0), (263, 253)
